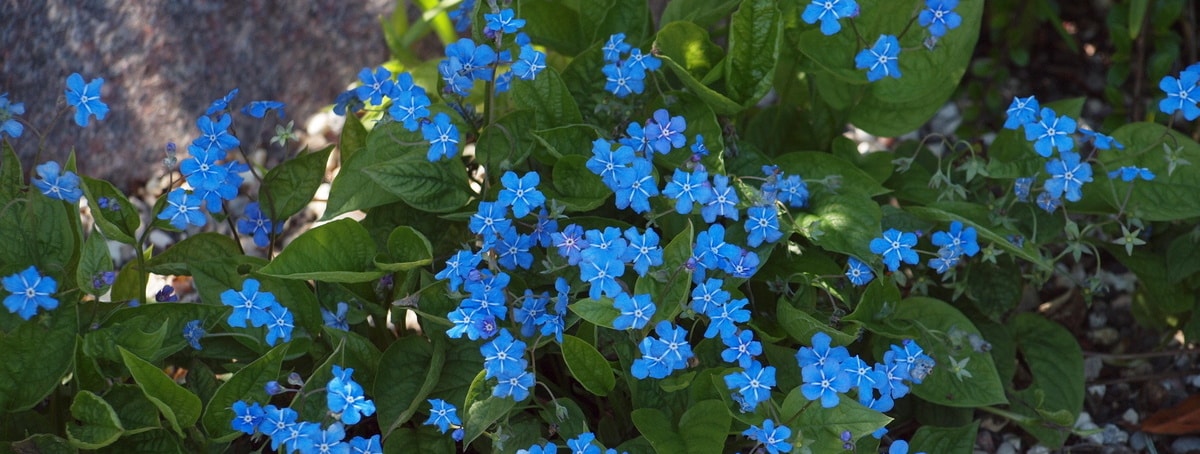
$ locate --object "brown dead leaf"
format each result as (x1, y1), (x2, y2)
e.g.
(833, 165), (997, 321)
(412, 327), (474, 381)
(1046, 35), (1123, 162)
(1143, 394), (1200, 435)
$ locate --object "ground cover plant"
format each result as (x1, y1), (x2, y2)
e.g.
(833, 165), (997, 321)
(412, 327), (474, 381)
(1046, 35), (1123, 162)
(1, 0), (1199, 453)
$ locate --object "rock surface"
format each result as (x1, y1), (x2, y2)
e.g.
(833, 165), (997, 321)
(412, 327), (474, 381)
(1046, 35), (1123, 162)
(2, 0), (394, 191)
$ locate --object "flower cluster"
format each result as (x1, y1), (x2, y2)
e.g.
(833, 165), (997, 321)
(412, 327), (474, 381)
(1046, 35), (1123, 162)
(219, 278), (294, 346)
(230, 365), (379, 454)
(0, 93), (25, 138)
(805, 0), (963, 81)
(868, 222), (980, 276)
(601, 33), (662, 98)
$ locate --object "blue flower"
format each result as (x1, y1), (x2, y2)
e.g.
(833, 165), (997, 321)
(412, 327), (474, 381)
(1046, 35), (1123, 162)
(1108, 166), (1156, 182)
(743, 419), (793, 454)
(350, 435), (383, 454)
(1003, 96), (1040, 130)
(424, 399), (461, 434)
(775, 174), (809, 208)
(263, 303), (294, 346)
(497, 171), (546, 218)
(801, 360), (852, 408)
(514, 290), (549, 337)
(721, 330), (762, 368)
(691, 278), (730, 314)
(801, 0), (858, 35)
(2, 266), (58, 320)
(496, 228), (535, 271)
(436, 249), (481, 292)
(1159, 70), (1200, 120)
(194, 160), (246, 213)
(482, 329), (528, 379)
(322, 302), (350, 331)
(724, 360), (776, 410)
(582, 227), (628, 266)
(663, 168), (713, 214)
(875, 350), (912, 399)
(493, 370), (535, 401)
(602, 34), (631, 62)
(625, 48), (662, 73)
(929, 247), (960, 274)
(845, 257), (874, 286)
(511, 45), (546, 80)
(612, 293), (656, 330)
(580, 253), (625, 300)
(891, 340), (935, 384)
(621, 227), (663, 277)
(745, 205), (782, 247)
(702, 175), (741, 223)
(464, 270), (510, 320)
(205, 88), (239, 116)
(220, 278), (277, 328)
(64, 73), (108, 127)
(484, 8), (526, 33)
(181, 144), (229, 191)
(257, 405), (300, 450)
(157, 188), (207, 229)
(537, 312), (565, 343)
(356, 67), (395, 105)
(469, 201), (512, 240)
(32, 161), (83, 203)
(448, 0), (475, 32)
(194, 113), (241, 152)
(1037, 191), (1061, 213)
(644, 109), (687, 154)
(567, 432), (602, 454)
(586, 139), (636, 188)
(530, 209), (558, 248)
(0, 93), (25, 138)
(602, 63), (645, 98)
(855, 35), (902, 81)
(422, 112), (460, 161)
(931, 221), (979, 257)
(613, 157), (658, 214)
(445, 38), (498, 82)
(918, 0), (962, 37)
(552, 223), (590, 266)
(869, 228), (919, 272)
(620, 122), (652, 154)
(889, 440), (927, 454)
(654, 321), (694, 370)
(520, 442), (558, 454)
(236, 202), (282, 248)
(240, 100), (286, 119)
(1080, 128), (1124, 150)
(706, 296), (752, 340)
(693, 224), (739, 270)
(230, 400), (263, 435)
(631, 336), (674, 380)
(183, 320), (205, 350)
(1043, 151), (1093, 202)
(296, 423), (346, 454)
(388, 89), (432, 132)
(328, 366), (376, 425)
(843, 355), (884, 395)
(1024, 108), (1076, 157)
(796, 332), (850, 371)
(724, 249), (761, 279)
(1014, 177), (1034, 201)
(446, 305), (483, 340)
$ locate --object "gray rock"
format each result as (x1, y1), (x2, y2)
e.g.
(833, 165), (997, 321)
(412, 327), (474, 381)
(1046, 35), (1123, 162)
(1172, 436), (1200, 454)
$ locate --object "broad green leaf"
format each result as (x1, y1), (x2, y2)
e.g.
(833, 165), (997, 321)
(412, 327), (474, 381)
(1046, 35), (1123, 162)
(778, 296), (856, 346)
(475, 110), (535, 172)
(376, 226), (433, 272)
(362, 152), (471, 214)
(1167, 234), (1200, 283)
(531, 124), (600, 164)
(428, 335), (486, 406)
(461, 371), (517, 448)
(83, 317), (170, 364)
(322, 327), (383, 384)
(258, 218), (384, 282)
(81, 176), (139, 244)
(102, 428), (185, 454)
(520, 0), (587, 56)
(655, 21), (725, 81)
(104, 384), (162, 434)
(1093, 122), (1200, 221)
(101, 300), (228, 359)
(844, 279), (905, 337)
(119, 347), (202, 437)
(658, 58), (743, 116)
(910, 420), (980, 454)
(782, 386), (892, 452)
(560, 42), (610, 120)
(0, 143), (22, 205)
(544, 155), (610, 212)
(638, 221), (694, 323)
(1010, 313), (1084, 448)
(905, 202), (1053, 271)
(9, 434), (78, 454)
(202, 344), (288, 441)
(510, 67), (583, 127)
(725, 0), (782, 105)
(678, 400), (731, 454)
(374, 335), (443, 438)
(76, 231), (113, 297)
(631, 408), (688, 454)
(537, 398), (591, 441)
(65, 391), (123, 449)
(562, 335), (616, 396)
(774, 151), (889, 197)
(384, 426), (456, 454)
(570, 297), (620, 328)
(339, 107), (368, 162)
(0, 294), (78, 412)
(584, 0), (651, 44)
(322, 121), (414, 219)
(1129, 0), (1148, 38)
(964, 260), (1022, 322)
(143, 232), (243, 276)
(649, 93), (727, 171)
(794, 191), (882, 263)
(260, 145), (333, 221)
(890, 297), (1008, 407)
(661, 0), (741, 30)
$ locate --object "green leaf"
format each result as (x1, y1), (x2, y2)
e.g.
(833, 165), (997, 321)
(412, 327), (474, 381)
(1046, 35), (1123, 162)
(1010, 313), (1084, 448)
(510, 67), (583, 128)
(584, 0), (651, 44)
(905, 202), (1053, 271)
(322, 327), (383, 383)
(531, 124), (600, 164)
(102, 300), (229, 359)
(890, 297), (1008, 407)
(384, 426), (456, 454)
(376, 226), (433, 272)
(725, 0), (782, 105)
(655, 21), (725, 81)
(778, 296), (856, 345)
(83, 317), (170, 364)
(102, 428), (185, 454)
(782, 386), (891, 452)
(569, 297), (621, 328)
(65, 391), (124, 449)
(844, 279), (906, 337)
(76, 231), (113, 296)
(119, 347), (202, 437)
(1167, 234), (1200, 283)
(561, 335), (616, 396)
(794, 191), (882, 263)
(323, 121), (414, 219)
(520, 0), (587, 56)
(678, 400), (731, 454)
(362, 152), (471, 214)
(0, 294), (78, 412)
(258, 218), (383, 282)
(475, 110), (535, 171)
(374, 335), (443, 438)
(81, 176), (139, 244)
(339, 108), (368, 162)
(1093, 122), (1200, 221)
(201, 344), (288, 441)
(260, 145), (333, 221)
(104, 384), (162, 434)
(142, 232), (243, 276)
(631, 408), (688, 454)
(0, 142), (22, 206)
(638, 221), (694, 323)
(543, 155), (610, 212)
(1129, 0), (1148, 38)
(9, 433), (78, 454)
(661, 0), (741, 30)
(774, 151), (889, 197)
(910, 420), (980, 454)
(461, 372), (517, 448)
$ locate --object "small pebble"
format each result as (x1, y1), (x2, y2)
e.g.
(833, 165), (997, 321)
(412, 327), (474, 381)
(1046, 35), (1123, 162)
(1089, 327), (1120, 345)
(995, 442), (1017, 454)
(1102, 424), (1128, 445)
(1188, 375), (1200, 388)
(1088, 311), (1107, 329)
(1088, 384), (1107, 397)
(1027, 445), (1051, 454)
(1171, 436), (1200, 454)
(1130, 432), (1149, 451)
(1122, 408), (1139, 425)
